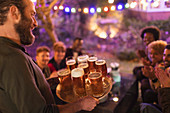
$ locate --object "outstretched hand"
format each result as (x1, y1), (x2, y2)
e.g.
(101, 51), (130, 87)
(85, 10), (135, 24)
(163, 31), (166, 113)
(80, 96), (99, 111)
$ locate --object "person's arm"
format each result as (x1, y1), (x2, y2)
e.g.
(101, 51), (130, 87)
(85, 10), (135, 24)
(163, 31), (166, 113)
(57, 96), (99, 113)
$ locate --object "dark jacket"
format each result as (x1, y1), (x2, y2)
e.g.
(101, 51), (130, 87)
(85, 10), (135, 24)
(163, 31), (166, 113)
(158, 87), (170, 113)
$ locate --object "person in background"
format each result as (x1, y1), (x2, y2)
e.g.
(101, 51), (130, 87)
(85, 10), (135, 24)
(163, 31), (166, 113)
(65, 37), (83, 59)
(36, 46), (51, 78)
(132, 26), (161, 104)
(140, 40), (167, 113)
(155, 44), (170, 113)
(133, 26), (160, 81)
(48, 41), (67, 73)
(0, 0), (98, 112)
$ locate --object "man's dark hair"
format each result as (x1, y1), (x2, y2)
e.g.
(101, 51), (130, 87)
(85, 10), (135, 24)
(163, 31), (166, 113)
(36, 46), (50, 56)
(0, 0), (25, 25)
(73, 37), (82, 42)
(140, 26), (160, 41)
(165, 44), (170, 50)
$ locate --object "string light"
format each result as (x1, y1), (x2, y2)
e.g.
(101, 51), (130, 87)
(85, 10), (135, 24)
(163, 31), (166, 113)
(59, 6), (64, 10)
(110, 6), (116, 11)
(125, 3), (130, 8)
(65, 7), (70, 13)
(78, 8), (82, 12)
(53, 6), (58, 11)
(97, 7), (102, 13)
(104, 6), (109, 12)
(108, 0), (114, 4)
(71, 8), (76, 13)
(117, 4), (123, 10)
(83, 8), (89, 14)
(90, 7), (95, 14)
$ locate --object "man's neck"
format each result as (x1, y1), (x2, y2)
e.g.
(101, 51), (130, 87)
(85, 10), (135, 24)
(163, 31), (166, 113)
(0, 25), (21, 45)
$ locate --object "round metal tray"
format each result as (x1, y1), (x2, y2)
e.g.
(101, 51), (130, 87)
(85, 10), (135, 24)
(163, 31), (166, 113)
(56, 77), (112, 103)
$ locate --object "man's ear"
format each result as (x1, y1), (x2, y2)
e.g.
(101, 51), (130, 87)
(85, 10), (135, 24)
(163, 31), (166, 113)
(10, 5), (21, 23)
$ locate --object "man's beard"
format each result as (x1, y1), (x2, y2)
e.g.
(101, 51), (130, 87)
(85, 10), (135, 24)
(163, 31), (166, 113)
(164, 61), (170, 69)
(14, 14), (35, 46)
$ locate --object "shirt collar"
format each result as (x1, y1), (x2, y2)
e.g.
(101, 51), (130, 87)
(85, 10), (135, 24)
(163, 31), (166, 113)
(0, 36), (26, 53)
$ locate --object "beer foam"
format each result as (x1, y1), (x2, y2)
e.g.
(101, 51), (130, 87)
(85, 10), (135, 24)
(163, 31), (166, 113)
(57, 69), (70, 77)
(88, 72), (101, 79)
(88, 57), (97, 62)
(71, 68), (84, 77)
(77, 55), (89, 62)
(66, 59), (76, 65)
(78, 63), (88, 68)
(95, 60), (106, 65)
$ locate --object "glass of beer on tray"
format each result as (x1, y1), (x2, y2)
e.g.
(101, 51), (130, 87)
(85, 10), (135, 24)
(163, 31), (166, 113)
(95, 59), (107, 78)
(57, 69), (72, 91)
(78, 63), (89, 79)
(88, 55), (98, 73)
(71, 68), (86, 97)
(88, 72), (104, 97)
(66, 56), (77, 71)
(77, 55), (89, 64)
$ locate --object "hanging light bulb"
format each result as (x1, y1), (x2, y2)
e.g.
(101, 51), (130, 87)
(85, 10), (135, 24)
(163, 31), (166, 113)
(71, 8), (76, 13)
(108, 0), (114, 4)
(104, 7), (109, 12)
(83, 8), (89, 14)
(53, 6), (58, 11)
(97, 7), (102, 13)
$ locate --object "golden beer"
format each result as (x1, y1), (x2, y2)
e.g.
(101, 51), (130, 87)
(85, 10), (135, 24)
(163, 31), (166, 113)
(88, 72), (104, 97)
(88, 56), (97, 72)
(78, 63), (89, 79)
(57, 69), (72, 91)
(71, 68), (86, 97)
(95, 60), (107, 77)
(66, 59), (77, 71)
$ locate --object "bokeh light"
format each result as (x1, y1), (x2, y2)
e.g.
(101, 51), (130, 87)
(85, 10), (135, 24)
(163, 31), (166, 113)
(90, 7), (95, 14)
(104, 7), (109, 12)
(83, 8), (89, 14)
(125, 3), (130, 8)
(108, 0), (114, 4)
(117, 4), (123, 10)
(59, 6), (64, 10)
(53, 6), (58, 11)
(65, 7), (70, 13)
(71, 8), (76, 13)
(97, 7), (102, 13)
(110, 6), (116, 11)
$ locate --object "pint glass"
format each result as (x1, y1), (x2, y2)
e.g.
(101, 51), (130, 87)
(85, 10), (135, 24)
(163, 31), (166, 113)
(71, 68), (86, 97)
(78, 63), (89, 79)
(88, 72), (104, 97)
(66, 56), (77, 71)
(57, 69), (72, 91)
(88, 56), (97, 73)
(77, 55), (89, 64)
(95, 59), (107, 77)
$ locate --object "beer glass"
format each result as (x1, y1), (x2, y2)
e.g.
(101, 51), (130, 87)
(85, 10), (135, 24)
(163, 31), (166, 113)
(95, 59), (107, 77)
(77, 55), (89, 64)
(88, 55), (98, 73)
(66, 56), (77, 71)
(71, 68), (86, 97)
(57, 69), (72, 91)
(78, 63), (89, 79)
(88, 72), (104, 97)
